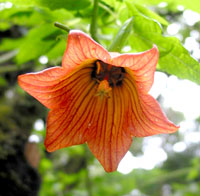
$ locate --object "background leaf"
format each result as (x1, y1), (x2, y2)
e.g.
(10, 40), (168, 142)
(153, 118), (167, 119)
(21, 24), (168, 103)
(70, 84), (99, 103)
(36, 0), (91, 11)
(108, 17), (134, 52)
(0, 0), (92, 10)
(15, 24), (60, 64)
(134, 3), (169, 25)
(126, 2), (200, 85)
(137, 0), (200, 14)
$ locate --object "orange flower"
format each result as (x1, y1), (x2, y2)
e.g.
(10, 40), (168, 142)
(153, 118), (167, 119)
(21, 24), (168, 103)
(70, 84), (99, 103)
(18, 30), (179, 172)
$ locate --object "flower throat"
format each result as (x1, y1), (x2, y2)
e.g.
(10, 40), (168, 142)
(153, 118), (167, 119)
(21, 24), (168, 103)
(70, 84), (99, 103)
(91, 60), (126, 87)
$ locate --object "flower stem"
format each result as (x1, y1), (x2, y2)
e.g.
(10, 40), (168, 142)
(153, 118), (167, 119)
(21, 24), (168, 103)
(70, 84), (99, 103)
(54, 22), (70, 32)
(90, 0), (99, 42)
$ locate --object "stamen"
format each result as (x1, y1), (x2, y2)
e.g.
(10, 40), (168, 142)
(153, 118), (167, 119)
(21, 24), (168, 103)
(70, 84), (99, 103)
(92, 60), (126, 87)
(96, 61), (101, 74)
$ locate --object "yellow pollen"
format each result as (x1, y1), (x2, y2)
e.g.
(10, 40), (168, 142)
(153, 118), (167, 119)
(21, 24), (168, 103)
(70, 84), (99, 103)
(95, 80), (112, 99)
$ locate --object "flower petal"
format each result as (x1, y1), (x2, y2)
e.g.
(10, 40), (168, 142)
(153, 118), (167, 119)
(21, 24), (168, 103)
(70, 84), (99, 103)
(123, 70), (179, 137)
(62, 30), (111, 69)
(18, 65), (93, 109)
(111, 45), (159, 93)
(87, 87), (133, 172)
(45, 75), (97, 152)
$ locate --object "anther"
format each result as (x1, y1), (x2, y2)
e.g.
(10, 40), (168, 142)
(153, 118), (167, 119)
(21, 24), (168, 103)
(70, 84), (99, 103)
(92, 60), (126, 87)
(96, 61), (101, 74)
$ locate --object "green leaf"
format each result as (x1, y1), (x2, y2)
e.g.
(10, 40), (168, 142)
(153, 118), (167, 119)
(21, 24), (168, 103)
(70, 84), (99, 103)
(137, 0), (200, 14)
(0, 6), (48, 29)
(0, 21), (11, 31)
(0, 0), (33, 6)
(127, 4), (200, 85)
(108, 17), (134, 52)
(134, 3), (168, 25)
(132, 15), (162, 35)
(16, 24), (60, 64)
(37, 0), (91, 11)
(0, 3), (74, 27)
(125, 0), (168, 26)
(153, 36), (200, 84)
(40, 158), (53, 170)
(125, 0), (140, 16)
(46, 39), (66, 62)
(0, 38), (23, 51)
(0, 0), (91, 10)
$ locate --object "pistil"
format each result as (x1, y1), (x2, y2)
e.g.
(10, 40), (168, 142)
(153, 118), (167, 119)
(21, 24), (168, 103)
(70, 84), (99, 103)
(95, 80), (112, 99)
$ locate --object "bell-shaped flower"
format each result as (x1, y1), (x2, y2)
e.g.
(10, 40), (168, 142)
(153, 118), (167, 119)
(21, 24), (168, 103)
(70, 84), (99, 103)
(18, 30), (179, 172)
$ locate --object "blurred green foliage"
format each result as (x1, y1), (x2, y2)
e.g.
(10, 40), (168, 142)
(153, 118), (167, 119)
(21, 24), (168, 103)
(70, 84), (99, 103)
(0, 0), (200, 195)
(0, 0), (200, 84)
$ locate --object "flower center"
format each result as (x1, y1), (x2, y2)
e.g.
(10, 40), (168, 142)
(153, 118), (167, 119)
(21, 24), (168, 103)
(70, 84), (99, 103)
(91, 60), (126, 87)
(95, 80), (112, 99)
